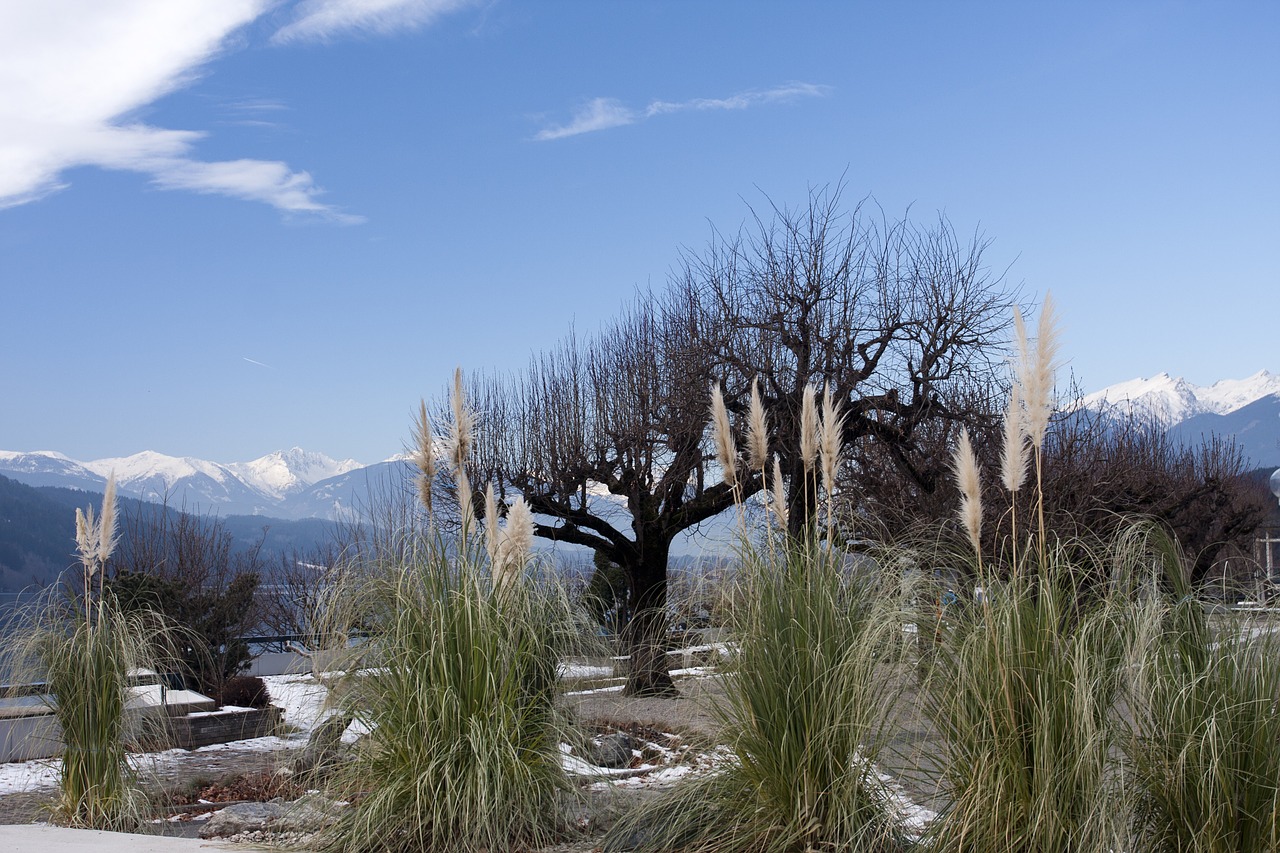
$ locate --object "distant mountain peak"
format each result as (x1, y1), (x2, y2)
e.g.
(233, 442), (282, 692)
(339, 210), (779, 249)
(0, 449), (73, 465)
(83, 450), (231, 489)
(1081, 370), (1280, 427)
(227, 448), (363, 501)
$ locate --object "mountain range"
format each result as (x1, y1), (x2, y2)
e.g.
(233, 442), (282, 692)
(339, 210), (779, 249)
(1079, 370), (1280, 468)
(2, 371), (1278, 525)
(0, 446), (410, 521)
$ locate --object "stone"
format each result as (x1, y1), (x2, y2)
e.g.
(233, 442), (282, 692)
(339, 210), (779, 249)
(199, 800), (333, 839)
(587, 731), (633, 769)
(280, 713), (351, 779)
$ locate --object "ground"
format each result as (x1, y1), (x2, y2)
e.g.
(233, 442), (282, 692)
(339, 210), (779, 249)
(0, 661), (946, 848)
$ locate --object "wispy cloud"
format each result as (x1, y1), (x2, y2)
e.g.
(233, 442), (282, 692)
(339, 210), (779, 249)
(151, 159), (363, 223)
(272, 0), (478, 44)
(534, 98), (638, 142)
(0, 1), (359, 220)
(535, 82), (831, 141)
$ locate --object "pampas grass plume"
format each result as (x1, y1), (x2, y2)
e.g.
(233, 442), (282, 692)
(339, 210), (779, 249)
(710, 382), (737, 488)
(97, 474), (117, 567)
(819, 385), (845, 496)
(413, 399), (436, 513)
(1000, 381), (1029, 494)
(800, 384), (819, 471)
(75, 507), (95, 577)
(771, 454), (789, 530)
(495, 497), (535, 590)
(448, 367), (476, 532)
(747, 377), (769, 471)
(953, 427), (983, 559)
(1012, 306), (1031, 392)
(449, 366), (474, 470)
(1021, 292), (1061, 450)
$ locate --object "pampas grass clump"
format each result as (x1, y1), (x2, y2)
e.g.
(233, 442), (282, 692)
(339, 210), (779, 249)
(19, 600), (169, 830)
(916, 544), (1131, 853)
(1125, 592), (1280, 853)
(316, 368), (589, 853)
(606, 533), (913, 853)
(4, 477), (172, 830)
(919, 292), (1131, 851)
(604, 382), (912, 853)
(316, 546), (582, 853)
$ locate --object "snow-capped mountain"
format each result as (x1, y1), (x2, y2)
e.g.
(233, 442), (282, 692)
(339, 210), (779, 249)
(82, 450), (251, 505)
(0, 451), (105, 492)
(227, 447), (362, 501)
(1167, 395), (1280, 472)
(1080, 370), (1280, 467)
(0, 448), (375, 520)
(1080, 370), (1280, 427)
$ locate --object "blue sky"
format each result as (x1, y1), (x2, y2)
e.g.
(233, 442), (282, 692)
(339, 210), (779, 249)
(1, 1), (1276, 464)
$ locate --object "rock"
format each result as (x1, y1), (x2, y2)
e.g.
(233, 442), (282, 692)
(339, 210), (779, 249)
(280, 713), (352, 779)
(199, 800), (334, 839)
(588, 732), (633, 769)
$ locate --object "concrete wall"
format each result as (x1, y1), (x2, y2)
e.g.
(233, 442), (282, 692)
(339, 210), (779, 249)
(0, 705), (284, 762)
(0, 711), (61, 763)
(246, 651), (310, 677)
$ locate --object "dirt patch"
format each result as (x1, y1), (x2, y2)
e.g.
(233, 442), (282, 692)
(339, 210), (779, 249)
(566, 671), (726, 740)
(167, 769), (307, 810)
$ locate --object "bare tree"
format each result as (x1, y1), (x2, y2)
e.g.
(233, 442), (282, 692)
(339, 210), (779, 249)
(464, 187), (1020, 694)
(1037, 413), (1272, 587)
(859, 402), (1274, 591)
(472, 292), (742, 696)
(676, 183), (1017, 535)
(258, 542), (350, 640)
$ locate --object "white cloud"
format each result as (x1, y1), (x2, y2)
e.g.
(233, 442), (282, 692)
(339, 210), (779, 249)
(533, 98), (638, 142)
(273, 0), (477, 44)
(148, 158), (365, 224)
(0, 1), (356, 220)
(535, 83), (831, 141)
(646, 82), (832, 116)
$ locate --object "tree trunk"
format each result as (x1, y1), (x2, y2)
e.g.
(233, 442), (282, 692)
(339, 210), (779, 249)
(621, 537), (677, 697)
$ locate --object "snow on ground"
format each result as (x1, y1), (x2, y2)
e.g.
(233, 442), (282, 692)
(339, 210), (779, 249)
(565, 684), (625, 696)
(596, 744), (738, 790)
(262, 673), (331, 731)
(0, 667), (937, 830)
(0, 674), (331, 796)
(557, 663), (616, 679)
(0, 757), (60, 794)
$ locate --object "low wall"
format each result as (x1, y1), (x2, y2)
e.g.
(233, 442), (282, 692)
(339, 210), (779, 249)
(1, 705), (284, 762)
(167, 706), (283, 750)
(0, 710), (60, 763)
(247, 651), (310, 677)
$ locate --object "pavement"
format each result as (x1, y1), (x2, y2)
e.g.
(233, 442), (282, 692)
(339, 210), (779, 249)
(0, 824), (279, 851)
